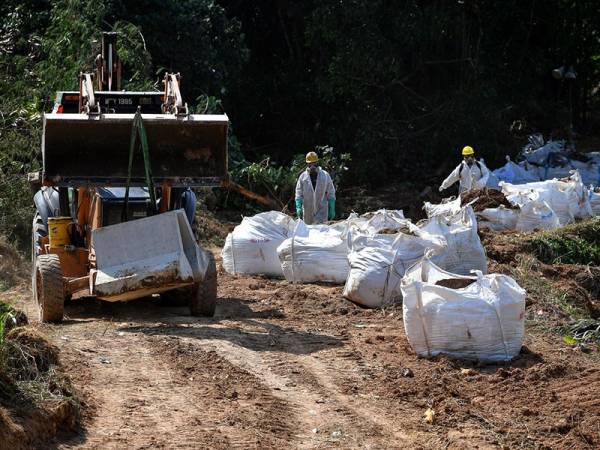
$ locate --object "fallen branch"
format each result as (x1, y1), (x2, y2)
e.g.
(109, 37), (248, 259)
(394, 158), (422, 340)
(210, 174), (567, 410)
(222, 179), (282, 210)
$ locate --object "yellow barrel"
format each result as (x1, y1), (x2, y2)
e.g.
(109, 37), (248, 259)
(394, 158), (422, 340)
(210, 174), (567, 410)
(48, 217), (72, 248)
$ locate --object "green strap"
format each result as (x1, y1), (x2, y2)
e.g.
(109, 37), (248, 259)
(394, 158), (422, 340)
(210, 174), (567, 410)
(122, 108), (157, 222)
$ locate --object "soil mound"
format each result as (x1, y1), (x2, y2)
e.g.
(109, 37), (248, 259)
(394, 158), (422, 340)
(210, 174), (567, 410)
(461, 187), (513, 212)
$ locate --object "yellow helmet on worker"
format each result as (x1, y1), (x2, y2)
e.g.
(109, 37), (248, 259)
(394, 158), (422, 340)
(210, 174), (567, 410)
(462, 146), (475, 157)
(306, 151), (319, 164)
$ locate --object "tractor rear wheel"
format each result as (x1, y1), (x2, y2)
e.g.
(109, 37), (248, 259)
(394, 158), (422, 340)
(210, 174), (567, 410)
(35, 254), (65, 323)
(31, 212), (47, 299)
(190, 251), (217, 317)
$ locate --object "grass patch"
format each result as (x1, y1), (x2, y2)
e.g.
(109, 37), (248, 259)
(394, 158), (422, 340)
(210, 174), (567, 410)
(499, 254), (599, 354)
(528, 217), (600, 265)
(511, 255), (588, 319)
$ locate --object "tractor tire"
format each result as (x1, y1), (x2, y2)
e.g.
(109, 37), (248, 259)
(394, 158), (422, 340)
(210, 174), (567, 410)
(35, 254), (65, 323)
(31, 212), (47, 298)
(190, 251), (217, 317)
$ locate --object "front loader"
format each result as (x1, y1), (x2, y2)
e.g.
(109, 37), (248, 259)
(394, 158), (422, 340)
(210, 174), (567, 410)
(30, 32), (228, 322)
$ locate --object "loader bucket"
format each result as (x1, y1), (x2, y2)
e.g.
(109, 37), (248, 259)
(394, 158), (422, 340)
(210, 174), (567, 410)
(42, 113), (228, 187)
(92, 209), (208, 301)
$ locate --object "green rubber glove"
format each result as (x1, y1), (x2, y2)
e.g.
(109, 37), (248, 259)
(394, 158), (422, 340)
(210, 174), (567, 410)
(328, 198), (336, 220)
(295, 198), (303, 219)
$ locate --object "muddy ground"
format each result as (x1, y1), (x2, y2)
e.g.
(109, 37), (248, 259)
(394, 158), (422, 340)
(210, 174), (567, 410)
(1, 243), (598, 450)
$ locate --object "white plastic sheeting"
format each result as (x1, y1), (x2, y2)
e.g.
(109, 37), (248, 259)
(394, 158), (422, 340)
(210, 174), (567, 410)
(343, 224), (445, 308)
(421, 206), (488, 275)
(401, 257), (526, 362)
(277, 220), (349, 284)
(493, 159), (540, 185)
(494, 139), (600, 186)
(222, 211), (296, 277)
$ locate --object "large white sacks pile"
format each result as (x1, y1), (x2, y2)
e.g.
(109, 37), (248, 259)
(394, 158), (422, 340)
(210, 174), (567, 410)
(221, 211), (296, 277)
(343, 205), (487, 308)
(501, 171), (591, 225)
(478, 170), (593, 232)
(220, 196), (524, 362)
(276, 210), (407, 284)
(401, 257), (526, 362)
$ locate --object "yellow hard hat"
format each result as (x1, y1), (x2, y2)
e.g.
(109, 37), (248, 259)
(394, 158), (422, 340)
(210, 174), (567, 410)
(306, 151), (319, 163)
(462, 146), (475, 156)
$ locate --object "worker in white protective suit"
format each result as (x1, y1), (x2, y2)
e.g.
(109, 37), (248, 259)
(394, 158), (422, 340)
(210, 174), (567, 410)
(295, 151), (336, 224)
(439, 146), (490, 194)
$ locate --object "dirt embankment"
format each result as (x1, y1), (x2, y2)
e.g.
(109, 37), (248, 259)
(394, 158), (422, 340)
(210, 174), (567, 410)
(2, 240), (80, 449)
(0, 324), (80, 450)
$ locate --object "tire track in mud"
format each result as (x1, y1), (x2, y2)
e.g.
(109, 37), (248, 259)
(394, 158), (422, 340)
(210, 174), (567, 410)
(152, 335), (299, 449)
(55, 328), (224, 449)
(176, 319), (418, 448)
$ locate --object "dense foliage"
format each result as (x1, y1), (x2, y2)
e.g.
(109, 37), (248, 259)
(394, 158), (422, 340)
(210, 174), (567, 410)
(1, 0), (600, 249)
(220, 0), (600, 182)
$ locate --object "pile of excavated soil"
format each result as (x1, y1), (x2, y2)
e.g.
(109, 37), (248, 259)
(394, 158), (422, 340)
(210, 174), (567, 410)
(0, 323), (80, 449)
(195, 209), (236, 247)
(461, 187), (513, 212)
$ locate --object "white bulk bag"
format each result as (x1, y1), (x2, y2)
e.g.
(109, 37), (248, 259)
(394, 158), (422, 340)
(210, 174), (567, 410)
(343, 225), (446, 308)
(421, 206), (488, 275)
(516, 199), (560, 232)
(343, 235), (401, 308)
(589, 189), (600, 215)
(222, 211), (296, 277)
(277, 221), (349, 284)
(423, 197), (462, 219)
(477, 206), (519, 232)
(358, 209), (407, 234)
(401, 258), (526, 362)
(561, 171), (592, 219)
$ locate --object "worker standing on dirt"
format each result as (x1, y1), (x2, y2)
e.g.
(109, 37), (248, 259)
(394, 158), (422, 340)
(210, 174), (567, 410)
(295, 151), (336, 224)
(439, 146), (490, 194)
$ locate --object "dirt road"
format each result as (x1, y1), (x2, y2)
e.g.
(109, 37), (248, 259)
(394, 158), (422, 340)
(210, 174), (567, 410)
(9, 249), (600, 449)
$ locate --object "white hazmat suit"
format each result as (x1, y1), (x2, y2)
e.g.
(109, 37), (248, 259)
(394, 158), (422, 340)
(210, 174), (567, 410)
(440, 160), (490, 194)
(295, 167), (336, 225)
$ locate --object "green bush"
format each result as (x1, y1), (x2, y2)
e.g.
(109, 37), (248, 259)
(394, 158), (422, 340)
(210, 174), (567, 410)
(230, 145), (350, 210)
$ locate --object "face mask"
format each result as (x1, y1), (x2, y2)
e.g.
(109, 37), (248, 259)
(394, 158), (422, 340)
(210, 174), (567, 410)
(465, 157), (474, 166)
(309, 165), (318, 174)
